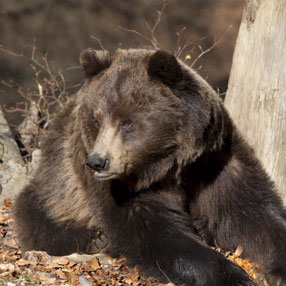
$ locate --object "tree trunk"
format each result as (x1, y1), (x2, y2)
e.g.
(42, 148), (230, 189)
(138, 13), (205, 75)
(224, 0), (286, 203)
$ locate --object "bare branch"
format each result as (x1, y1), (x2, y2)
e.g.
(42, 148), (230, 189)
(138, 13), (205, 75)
(150, 0), (168, 47)
(118, 26), (156, 46)
(119, 0), (167, 49)
(190, 26), (231, 69)
(91, 36), (107, 51)
(0, 44), (74, 157)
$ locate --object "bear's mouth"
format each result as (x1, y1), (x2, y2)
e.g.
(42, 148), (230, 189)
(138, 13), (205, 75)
(94, 171), (117, 180)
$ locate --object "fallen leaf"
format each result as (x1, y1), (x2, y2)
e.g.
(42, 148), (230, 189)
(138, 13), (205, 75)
(0, 263), (15, 275)
(24, 250), (51, 265)
(2, 237), (19, 249)
(234, 245), (244, 257)
(71, 262), (82, 274)
(55, 268), (69, 280)
(86, 257), (100, 270)
(3, 198), (12, 208)
(0, 214), (9, 224)
(34, 270), (58, 285)
(52, 257), (70, 266)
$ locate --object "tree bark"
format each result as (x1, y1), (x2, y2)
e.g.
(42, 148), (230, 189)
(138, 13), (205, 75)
(225, 0), (286, 202)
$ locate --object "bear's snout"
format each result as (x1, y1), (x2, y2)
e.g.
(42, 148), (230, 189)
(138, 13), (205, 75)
(86, 154), (109, 171)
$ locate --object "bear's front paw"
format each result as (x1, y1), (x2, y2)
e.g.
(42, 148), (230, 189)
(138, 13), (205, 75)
(86, 230), (109, 254)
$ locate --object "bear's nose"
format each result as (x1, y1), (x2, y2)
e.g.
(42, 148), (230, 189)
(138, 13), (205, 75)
(86, 155), (109, 171)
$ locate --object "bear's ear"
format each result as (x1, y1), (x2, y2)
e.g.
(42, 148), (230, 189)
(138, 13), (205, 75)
(80, 48), (112, 77)
(147, 50), (183, 87)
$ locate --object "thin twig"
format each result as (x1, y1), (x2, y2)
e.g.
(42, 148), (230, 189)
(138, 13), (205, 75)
(118, 26), (155, 46)
(149, 0), (168, 47)
(0, 44), (73, 155)
(119, 0), (167, 49)
(91, 36), (107, 51)
(155, 260), (172, 283)
(190, 25), (232, 69)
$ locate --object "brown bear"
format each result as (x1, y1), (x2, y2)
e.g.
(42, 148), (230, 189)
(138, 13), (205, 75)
(14, 48), (286, 286)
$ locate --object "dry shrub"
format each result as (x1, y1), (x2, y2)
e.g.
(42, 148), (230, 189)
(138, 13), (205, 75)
(0, 43), (81, 161)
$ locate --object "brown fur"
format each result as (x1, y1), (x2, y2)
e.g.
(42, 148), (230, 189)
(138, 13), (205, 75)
(14, 49), (286, 286)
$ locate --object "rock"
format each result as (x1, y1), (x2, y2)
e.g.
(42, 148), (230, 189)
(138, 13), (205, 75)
(63, 253), (96, 265)
(95, 253), (118, 269)
(0, 158), (28, 199)
(23, 251), (52, 264)
(0, 109), (13, 137)
(18, 101), (39, 147)
(0, 109), (23, 165)
(79, 276), (92, 286)
(0, 108), (27, 202)
(30, 149), (41, 174)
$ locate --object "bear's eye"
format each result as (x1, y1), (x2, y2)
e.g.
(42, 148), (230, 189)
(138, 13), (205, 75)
(121, 120), (133, 130)
(93, 116), (100, 130)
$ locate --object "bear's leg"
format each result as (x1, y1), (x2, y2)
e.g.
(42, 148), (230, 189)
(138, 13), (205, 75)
(104, 195), (254, 286)
(14, 184), (107, 255)
(195, 186), (286, 285)
(215, 207), (286, 285)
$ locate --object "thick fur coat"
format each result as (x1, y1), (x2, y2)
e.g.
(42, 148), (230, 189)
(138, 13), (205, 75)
(14, 49), (286, 286)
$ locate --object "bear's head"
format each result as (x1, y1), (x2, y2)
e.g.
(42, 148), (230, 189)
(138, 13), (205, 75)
(77, 48), (225, 190)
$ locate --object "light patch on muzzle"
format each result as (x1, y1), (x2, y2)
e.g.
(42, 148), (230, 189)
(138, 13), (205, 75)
(90, 121), (128, 175)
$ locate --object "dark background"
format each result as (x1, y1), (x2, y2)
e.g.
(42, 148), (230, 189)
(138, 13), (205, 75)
(0, 0), (243, 125)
